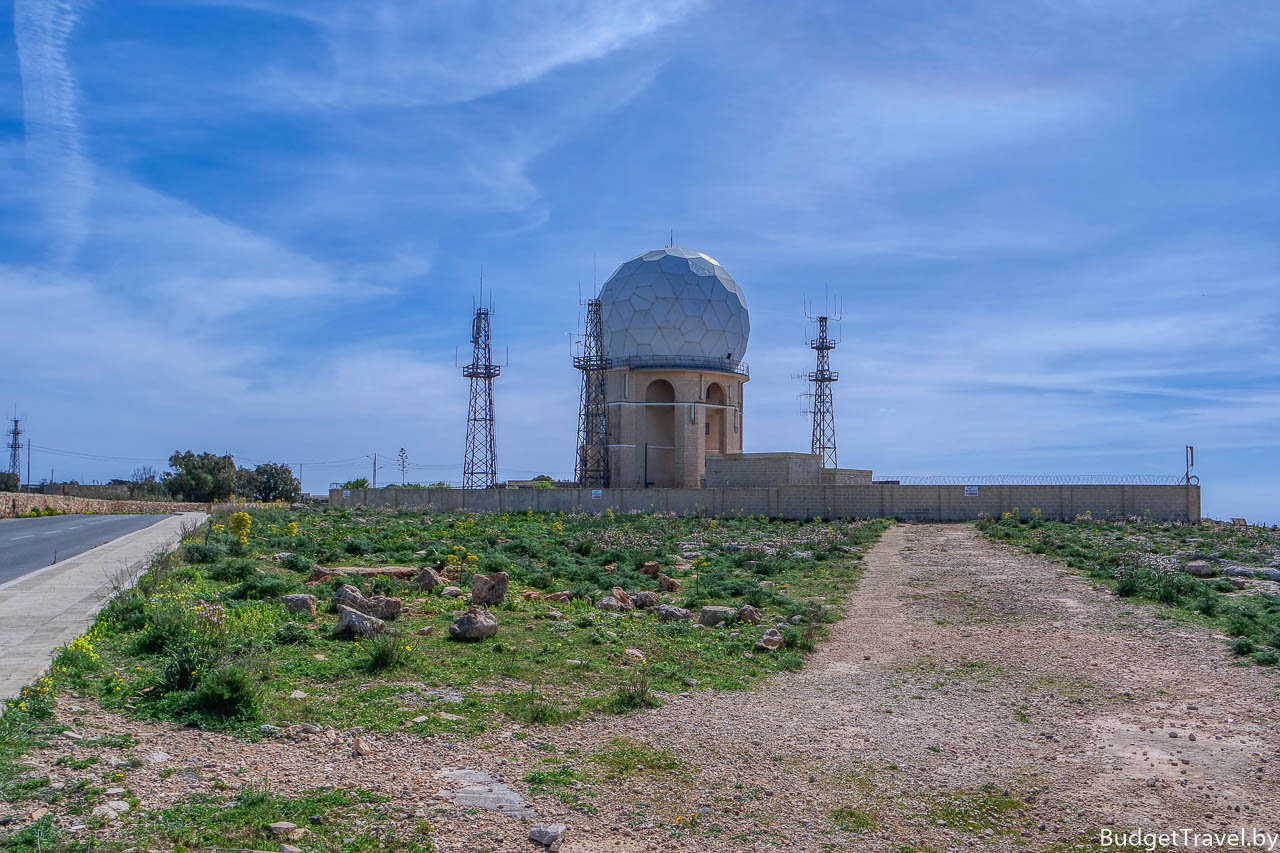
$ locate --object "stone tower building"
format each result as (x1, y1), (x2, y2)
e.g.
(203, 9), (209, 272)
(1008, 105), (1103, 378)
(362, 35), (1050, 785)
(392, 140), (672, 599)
(594, 247), (750, 488)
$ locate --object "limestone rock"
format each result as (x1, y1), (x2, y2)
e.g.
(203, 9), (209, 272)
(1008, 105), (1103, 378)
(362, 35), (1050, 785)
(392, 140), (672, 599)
(352, 737), (373, 756)
(281, 594), (317, 615)
(655, 604), (693, 622)
(543, 590), (573, 603)
(632, 590), (661, 609)
(596, 596), (622, 612)
(449, 607), (499, 641)
(698, 605), (738, 627)
(1183, 560), (1214, 577)
(413, 567), (444, 591)
(738, 604), (762, 624)
(610, 587), (634, 610)
(415, 626), (435, 636)
(658, 573), (681, 592)
(530, 823), (566, 848)
(441, 586), (463, 598)
(640, 561), (661, 578)
(756, 628), (785, 651)
(335, 604), (385, 637)
(470, 571), (509, 606)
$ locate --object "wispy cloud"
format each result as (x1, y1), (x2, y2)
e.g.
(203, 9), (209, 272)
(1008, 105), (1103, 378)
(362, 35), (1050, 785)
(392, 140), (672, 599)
(193, 0), (705, 108)
(14, 0), (92, 263)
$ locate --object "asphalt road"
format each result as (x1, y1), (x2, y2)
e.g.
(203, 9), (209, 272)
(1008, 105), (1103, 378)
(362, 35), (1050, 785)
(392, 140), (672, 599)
(0, 514), (172, 586)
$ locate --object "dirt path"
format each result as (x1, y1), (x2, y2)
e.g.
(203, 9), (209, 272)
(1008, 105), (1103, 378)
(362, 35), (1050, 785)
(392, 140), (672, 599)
(26, 524), (1280, 851)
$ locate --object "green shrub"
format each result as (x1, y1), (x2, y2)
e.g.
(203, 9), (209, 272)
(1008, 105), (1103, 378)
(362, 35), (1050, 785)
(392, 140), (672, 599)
(101, 588), (147, 631)
(134, 603), (197, 654)
(1230, 637), (1256, 656)
(1224, 611), (1257, 638)
(158, 641), (222, 693)
(610, 672), (662, 713)
(281, 553), (314, 573)
(504, 691), (566, 724)
(185, 666), (260, 720)
(184, 543), (227, 564)
(272, 622), (312, 645)
(362, 632), (412, 672)
(207, 558), (255, 583)
(224, 573), (297, 601)
(1252, 650), (1279, 666)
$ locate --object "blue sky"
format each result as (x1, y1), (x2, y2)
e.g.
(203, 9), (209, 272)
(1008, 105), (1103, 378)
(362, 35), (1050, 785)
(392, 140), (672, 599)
(2, 0), (1277, 522)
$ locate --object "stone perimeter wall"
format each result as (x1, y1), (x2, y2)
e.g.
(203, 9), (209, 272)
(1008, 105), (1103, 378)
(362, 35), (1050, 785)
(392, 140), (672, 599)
(0, 493), (211, 519)
(330, 484), (1201, 523)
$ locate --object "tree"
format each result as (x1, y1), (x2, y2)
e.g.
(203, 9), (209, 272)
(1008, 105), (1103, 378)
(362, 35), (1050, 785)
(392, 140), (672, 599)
(252, 462), (301, 502)
(234, 466), (261, 499)
(340, 478), (370, 490)
(0, 472), (18, 492)
(163, 451), (237, 502)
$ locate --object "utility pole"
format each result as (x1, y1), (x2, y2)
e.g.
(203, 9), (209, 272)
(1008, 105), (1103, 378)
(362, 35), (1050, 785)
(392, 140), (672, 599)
(803, 303), (841, 468)
(372, 452), (377, 490)
(397, 448), (409, 486)
(26, 439), (31, 491)
(6, 417), (21, 479)
(461, 298), (501, 489)
(573, 297), (610, 488)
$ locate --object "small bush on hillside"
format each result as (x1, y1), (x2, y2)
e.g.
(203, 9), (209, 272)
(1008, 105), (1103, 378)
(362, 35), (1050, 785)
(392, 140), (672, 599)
(224, 573), (296, 601)
(184, 666), (260, 720)
(184, 543), (227, 564)
(207, 558), (255, 583)
(1230, 637), (1256, 656)
(610, 672), (662, 713)
(1252, 650), (1279, 666)
(134, 603), (197, 654)
(272, 622), (312, 645)
(362, 632), (412, 672)
(280, 553), (314, 573)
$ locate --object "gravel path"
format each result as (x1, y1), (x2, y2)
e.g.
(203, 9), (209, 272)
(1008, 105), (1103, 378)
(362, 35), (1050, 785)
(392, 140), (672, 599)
(27, 523), (1280, 851)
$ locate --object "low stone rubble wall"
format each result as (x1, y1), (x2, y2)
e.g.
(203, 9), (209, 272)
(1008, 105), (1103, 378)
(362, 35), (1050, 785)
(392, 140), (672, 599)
(0, 492), (210, 519)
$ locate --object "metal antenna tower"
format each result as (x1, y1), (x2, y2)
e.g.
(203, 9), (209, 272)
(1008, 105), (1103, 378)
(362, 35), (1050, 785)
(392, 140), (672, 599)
(803, 300), (841, 468)
(574, 298), (611, 487)
(6, 417), (21, 479)
(461, 300), (501, 489)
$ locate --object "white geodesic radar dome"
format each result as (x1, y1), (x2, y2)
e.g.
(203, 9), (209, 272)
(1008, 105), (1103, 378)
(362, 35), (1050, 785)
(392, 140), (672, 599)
(598, 247), (750, 369)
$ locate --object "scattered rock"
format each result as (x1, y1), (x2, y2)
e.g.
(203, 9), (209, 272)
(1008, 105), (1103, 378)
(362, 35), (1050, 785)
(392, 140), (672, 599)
(611, 587), (634, 609)
(441, 586), (464, 598)
(789, 614), (805, 625)
(449, 607), (499, 641)
(756, 628), (785, 651)
(415, 626), (435, 636)
(332, 584), (402, 620)
(544, 591), (574, 603)
(655, 604), (693, 622)
(640, 561), (661, 577)
(596, 596), (622, 612)
(268, 821), (309, 841)
(61, 730), (83, 741)
(352, 737), (373, 756)
(738, 604), (762, 624)
(698, 605), (738, 627)
(335, 604), (386, 637)
(1183, 560), (1214, 577)
(289, 690), (309, 700)
(623, 648), (646, 661)
(281, 594), (317, 615)
(90, 805), (120, 821)
(632, 591), (661, 609)
(530, 823), (567, 848)
(413, 567), (444, 591)
(470, 571), (509, 606)
(658, 573), (681, 592)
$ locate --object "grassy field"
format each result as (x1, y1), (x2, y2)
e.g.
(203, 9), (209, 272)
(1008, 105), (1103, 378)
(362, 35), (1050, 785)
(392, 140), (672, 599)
(1, 506), (890, 850)
(977, 513), (1280, 665)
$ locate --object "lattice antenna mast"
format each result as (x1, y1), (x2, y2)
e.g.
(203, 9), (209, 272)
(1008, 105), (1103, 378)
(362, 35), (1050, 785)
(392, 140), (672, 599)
(805, 297), (841, 468)
(574, 296), (611, 488)
(461, 295), (501, 489)
(6, 417), (21, 478)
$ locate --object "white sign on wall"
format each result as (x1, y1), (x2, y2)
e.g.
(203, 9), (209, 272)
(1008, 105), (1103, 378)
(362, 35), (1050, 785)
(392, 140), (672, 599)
(964, 485), (979, 497)
(591, 489), (603, 500)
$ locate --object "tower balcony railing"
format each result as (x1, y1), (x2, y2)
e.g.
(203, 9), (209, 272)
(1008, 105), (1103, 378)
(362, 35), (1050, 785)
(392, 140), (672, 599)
(609, 355), (749, 376)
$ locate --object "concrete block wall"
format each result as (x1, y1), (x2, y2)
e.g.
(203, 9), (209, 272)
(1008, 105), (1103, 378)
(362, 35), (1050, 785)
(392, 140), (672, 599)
(330, 484), (1200, 523)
